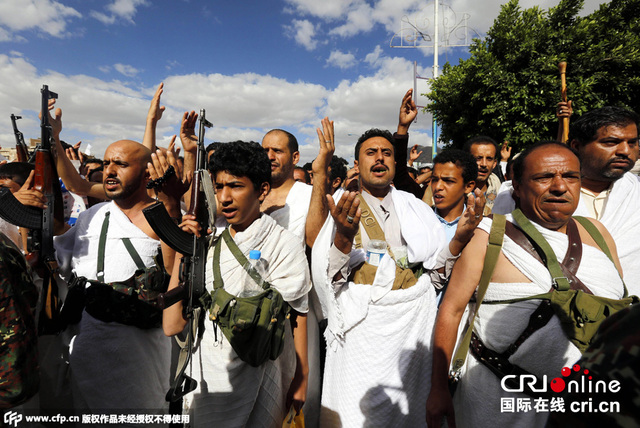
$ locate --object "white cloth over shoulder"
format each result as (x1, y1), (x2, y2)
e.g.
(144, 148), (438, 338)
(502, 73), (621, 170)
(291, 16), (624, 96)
(268, 181), (312, 242)
(185, 214), (310, 428)
(53, 201), (171, 412)
(454, 214), (624, 428)
(265, 181), (323, 428)
(312, 187), (444, 427)
(493, 173), (640, 295)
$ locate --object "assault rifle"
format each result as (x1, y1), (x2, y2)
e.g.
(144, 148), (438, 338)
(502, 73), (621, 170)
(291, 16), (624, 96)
(0, 85), (64, 334)
(10, 114), (31, 163)
(143, 109), (216, 402)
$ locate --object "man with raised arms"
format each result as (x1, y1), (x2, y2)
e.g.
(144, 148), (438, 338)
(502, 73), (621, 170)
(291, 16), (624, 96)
(311, 125), (446, 427)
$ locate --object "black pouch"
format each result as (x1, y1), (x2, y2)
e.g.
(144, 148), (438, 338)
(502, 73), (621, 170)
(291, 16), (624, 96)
(83, 259), (170, 329)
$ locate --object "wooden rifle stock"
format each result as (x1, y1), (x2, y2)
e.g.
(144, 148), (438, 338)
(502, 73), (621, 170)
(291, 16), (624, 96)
(11, 114), (29, 162)
(36, 85), (64, 335)
(559, 61), (569, 144)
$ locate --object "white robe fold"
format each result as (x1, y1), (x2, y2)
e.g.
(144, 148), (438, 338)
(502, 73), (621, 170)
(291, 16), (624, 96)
(53, 201), (171, 412)
(312, 187), (445, 427)
(454, 214), (624, 428)
(266, 181), (322, 428)
(185, 214), (310, 428)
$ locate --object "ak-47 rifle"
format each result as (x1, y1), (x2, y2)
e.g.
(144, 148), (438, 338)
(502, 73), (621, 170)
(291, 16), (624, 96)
(11, 114), (31, 163)
(0, 85), (64, 335)
(143, 109), (216, 403)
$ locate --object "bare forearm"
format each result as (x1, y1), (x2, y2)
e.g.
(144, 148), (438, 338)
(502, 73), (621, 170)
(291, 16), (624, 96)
(431, 309), (464, 389)
(306, 172), (329, 248)
(162, 258), (187, 336)
(143, 118), (158, 151)
(292, 312), (309, 378)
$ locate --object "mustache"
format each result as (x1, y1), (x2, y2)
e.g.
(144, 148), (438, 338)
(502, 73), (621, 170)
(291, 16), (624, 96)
(607, 156), (632, 166)
(370, 162), (388, 171)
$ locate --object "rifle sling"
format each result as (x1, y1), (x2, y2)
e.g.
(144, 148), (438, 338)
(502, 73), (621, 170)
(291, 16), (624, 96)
(96, 211), (146, 283)
(212, 228), (271, 291)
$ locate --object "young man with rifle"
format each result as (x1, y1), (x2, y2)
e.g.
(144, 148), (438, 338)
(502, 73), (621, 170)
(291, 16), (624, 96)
(162, 141), (311, 427)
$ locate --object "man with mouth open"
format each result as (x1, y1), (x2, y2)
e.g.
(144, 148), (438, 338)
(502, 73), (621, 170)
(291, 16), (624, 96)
(163, 142), (311, 427)
(310, 121), (448, 426)
(427, 141), (627, 428)
(52, 138), (180, 414)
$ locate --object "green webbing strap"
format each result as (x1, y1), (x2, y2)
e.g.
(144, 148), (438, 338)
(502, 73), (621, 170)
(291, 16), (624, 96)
(212, 228), (270, 292)
(573, 216), (628, 298)
(97, 212), (110, 283)
(450, 214), (506, 373)
(97, 210), (149, 283)
(121, 238), (146, 270)
(573, 216), (613, 261)
(512, 209), (571, 291)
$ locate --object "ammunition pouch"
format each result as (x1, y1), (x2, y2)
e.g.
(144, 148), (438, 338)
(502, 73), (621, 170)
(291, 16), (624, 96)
(61, 255), (170, 329)
(206, 229), (291, 367)
(550, 289), (638, 353)
(205, 285), (290, 367)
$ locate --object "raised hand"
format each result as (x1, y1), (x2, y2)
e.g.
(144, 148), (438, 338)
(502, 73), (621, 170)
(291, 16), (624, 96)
(449, 188), (486, 256)
(556, 100), (573, 119)
(409, 144), (423, 166)
(13, 170), (46, 209)
(40, 98), (62, 139)
(147, 83), (166, 124)
(312, 117), (335, 177)
(147, 137), (190, 201)
(180, 111), (199, 154)
(500, 141), (512, 162)
(398, 88), (417, 134)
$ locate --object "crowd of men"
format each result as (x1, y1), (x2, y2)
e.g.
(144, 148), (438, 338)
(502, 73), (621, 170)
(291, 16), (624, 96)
(1, 82), (639, 428)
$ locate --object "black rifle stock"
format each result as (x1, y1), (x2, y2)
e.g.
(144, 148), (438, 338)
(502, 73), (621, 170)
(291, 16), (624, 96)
(143, 109), (214, 403)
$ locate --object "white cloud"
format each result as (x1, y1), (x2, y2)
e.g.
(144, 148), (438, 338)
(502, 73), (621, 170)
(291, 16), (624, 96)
(285, 0), (604, 44)
(0, 51), (433, 164)
(0, 0), (81, 39)
(365, 45), (384, 66)
(98, 65), (111, 74)
(285, 19), (318, 51)
(284, 0), (360, 20)
(326, 50), (357, 70)
(114, 63), (141, 77)
(91, 0), (149, 25)
(162, 73), (327, 129)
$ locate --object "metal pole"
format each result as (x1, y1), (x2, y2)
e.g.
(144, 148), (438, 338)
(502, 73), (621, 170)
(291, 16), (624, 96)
(432, 1), (439, 158)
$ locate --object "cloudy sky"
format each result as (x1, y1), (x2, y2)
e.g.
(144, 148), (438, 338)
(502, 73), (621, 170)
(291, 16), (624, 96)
(0, 0), (605, 163)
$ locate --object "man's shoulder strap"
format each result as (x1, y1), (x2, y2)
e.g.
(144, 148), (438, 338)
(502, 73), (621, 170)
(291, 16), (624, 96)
(572, 216), (613, 262)
(354, 194), (385, 248)
(212, 228), (270, 291)
(451, 214), (505, 373)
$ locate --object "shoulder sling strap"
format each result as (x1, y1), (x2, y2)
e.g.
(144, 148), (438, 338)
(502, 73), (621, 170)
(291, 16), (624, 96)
(450, 214), (506, 375)
(354, 195), (386, 249)
(212, 228), (271, 291)
(97, 210), (147, 283)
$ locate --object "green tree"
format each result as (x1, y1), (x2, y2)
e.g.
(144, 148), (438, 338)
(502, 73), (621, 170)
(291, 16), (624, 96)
(427, 0), (640, 151)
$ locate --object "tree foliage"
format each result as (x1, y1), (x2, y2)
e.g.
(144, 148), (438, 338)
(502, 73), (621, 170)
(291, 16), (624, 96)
(426, 0), (640, 151)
